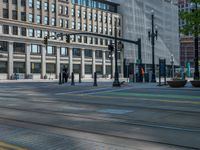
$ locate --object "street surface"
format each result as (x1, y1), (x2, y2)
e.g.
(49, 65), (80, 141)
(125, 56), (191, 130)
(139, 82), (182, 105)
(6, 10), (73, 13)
(0, 80), (199, 150)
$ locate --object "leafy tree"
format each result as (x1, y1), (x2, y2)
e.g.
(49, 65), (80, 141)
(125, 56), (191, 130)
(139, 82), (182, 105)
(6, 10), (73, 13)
(179, 0), (200, 37)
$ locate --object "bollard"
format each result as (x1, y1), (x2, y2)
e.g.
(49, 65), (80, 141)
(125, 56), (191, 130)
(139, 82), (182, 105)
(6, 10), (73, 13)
(93, 72), (97, 86)
(79, 73), (81, 83)
(59, 73), (62, 85)
(62, 72), (65, 84)
(71, 72), (75, 86)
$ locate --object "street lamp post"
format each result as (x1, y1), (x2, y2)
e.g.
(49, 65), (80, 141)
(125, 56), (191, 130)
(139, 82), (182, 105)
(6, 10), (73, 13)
(148, 10), (158, 83)
(113, 18), (121, 87)
(170, 54), (175, 79)
(191, 3), (200, 80)
(108, 51), (114, 79)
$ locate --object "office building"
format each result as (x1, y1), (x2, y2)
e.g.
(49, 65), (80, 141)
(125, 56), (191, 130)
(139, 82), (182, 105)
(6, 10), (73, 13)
(0, 0), (123, 79)
(110, 0), (180, 76)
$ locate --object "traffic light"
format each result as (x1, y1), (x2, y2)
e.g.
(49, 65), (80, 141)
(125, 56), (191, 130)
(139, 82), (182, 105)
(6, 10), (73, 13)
(66, 34), (70, 43)
(44, 36), (48, 46)
(108, 44), (114, 52)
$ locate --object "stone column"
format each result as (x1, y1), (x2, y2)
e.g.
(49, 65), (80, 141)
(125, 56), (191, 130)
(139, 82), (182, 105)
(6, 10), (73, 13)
(26, 44), (31, 76)
(102, 51), (106, 76)
(56, 46), (60, 79)
(69, 48), (73, 75)
(8, 1), (12, 19)
(17, 0), (21, 21)
(41, 46), (46, 78)
(41, 0), (45, 25)
(33, 0), (37, 23)
(55, 0), (59, 26)
(0, 0), (2, 18)
(81, 49), (85, 78)
(92, 50), (96, 75)
(9, 26), (12, 35)
(26, 0), (29, 21)
(8, 42), (14, 79)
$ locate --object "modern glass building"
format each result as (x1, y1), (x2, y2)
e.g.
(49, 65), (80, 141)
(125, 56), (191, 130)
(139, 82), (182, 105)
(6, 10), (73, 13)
(0, 0), (123, 79)
(110, 0), (180, 76)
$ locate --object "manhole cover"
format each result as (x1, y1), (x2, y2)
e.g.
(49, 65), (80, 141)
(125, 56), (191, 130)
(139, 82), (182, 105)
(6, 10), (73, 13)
(97, 109), (133, 114)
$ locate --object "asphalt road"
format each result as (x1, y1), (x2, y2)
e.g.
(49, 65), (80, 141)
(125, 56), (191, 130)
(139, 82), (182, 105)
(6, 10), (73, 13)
(0, 81), (199, 150)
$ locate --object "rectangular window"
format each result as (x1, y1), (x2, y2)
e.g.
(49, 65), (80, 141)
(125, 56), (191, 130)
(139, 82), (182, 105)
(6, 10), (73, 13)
(46, 46), (55, 55)
(60, 47), (68, 56)
(46, 63), (56, 73)
(51, 4), (56, 13)
(37, 15), (41, 24)
(3, 9), (9, 18)
(31, 44), (41, 54)
(36, 30), (42, 38)
(13, 26), (18, 35)
(29, 0), (33, 8)
(3, 0), (8, 3)
(21, 12), (26, 21)
(12, 0), (17, 5)
(96, 65), (103, 74)
(72, 48), (81, 57)
(31, 62), (41, 73)
(0, 41), (8, 52)
(44, 16), (49, 25)
(95, 50), (102, 58)
(12, 10), (18, 20)
(14, 62), (25, 73)
(44, 2), (49, 11)
(85, 49), (92, 58)
(13, 43), (25, 53)
(21, 27), (26, 36)
(37, 0), (41, 9)
(21, 0), (26, 6)
(106, 66), (111, 74)
(85, 65), (92, 74)
(51, 18), (56, 26)
(28, 29), (34, 37)
(3, 25), (9, 34)
(73, 64), (81, 74)
(0, 61), (8, 73)
(29, 13), (33, 22)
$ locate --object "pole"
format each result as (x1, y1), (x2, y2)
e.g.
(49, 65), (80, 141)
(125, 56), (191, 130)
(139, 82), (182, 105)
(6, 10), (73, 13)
(194, 3), (199, 80)
(113, 19), (120, 87)
(111, 52), (113, 79)
(71, 72), (75, 86)
(138, 38), (142, 82)
(93, 72), (97, 86)
(151, 12), (156, 83)
(59, 73), (62, 85)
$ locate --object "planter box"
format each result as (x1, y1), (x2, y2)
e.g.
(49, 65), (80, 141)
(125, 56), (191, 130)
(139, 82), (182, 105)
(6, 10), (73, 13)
(191, 80), (200, 87)
(167, 80), (187, 88)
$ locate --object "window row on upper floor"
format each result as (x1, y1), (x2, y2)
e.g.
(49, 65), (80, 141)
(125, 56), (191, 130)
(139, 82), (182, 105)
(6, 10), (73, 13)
(1, 25), (116, 46)
(71, 0), (117, 13)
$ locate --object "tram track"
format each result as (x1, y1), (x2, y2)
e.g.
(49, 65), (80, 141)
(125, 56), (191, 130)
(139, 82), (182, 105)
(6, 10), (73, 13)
(0, 113), (199, 150)
(0, 105), (199, 133)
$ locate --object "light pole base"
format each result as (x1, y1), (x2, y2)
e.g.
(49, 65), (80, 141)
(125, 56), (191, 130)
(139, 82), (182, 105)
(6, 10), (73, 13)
(113, 80), (121, 87)
(151, 74), (156, 83)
